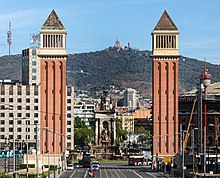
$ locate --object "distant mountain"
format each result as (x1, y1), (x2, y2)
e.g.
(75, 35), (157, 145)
(0, 47), (220, 98)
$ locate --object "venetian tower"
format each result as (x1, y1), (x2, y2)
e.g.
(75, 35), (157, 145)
(38, 10), (68, 154)
(151, 11), (181, 159)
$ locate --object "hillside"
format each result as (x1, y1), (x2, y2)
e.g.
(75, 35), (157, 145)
(1, 47), (220, 98)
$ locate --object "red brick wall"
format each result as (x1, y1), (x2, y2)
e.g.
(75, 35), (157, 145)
(153, 60), (179, 157)
(40, 59), (66, 154)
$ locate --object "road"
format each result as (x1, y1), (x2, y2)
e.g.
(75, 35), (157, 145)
(59, 162), (167, 178)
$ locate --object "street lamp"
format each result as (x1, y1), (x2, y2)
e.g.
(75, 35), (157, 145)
(182, 130), (187, 178)
(192, 127), (198, 178)
(5, 106), (16, 176)
(209, 123), (219, 174)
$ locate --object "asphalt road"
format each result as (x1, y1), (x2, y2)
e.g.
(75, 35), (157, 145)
(59, 162), (167, 178)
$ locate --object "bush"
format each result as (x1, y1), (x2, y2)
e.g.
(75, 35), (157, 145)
(19, 164), (35, 169)
(0, 173), (11, 178)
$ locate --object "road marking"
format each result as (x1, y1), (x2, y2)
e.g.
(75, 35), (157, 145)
(69, 171), (76, 178)
(112, 166), (122, 178)
(145, 172), (157, 178)
(83, 170), (88, 178)
(133, 171), (144, 178)
(116, 167), (127, 178)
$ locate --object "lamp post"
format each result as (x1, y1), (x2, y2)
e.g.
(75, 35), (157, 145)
(54, 131), (56, 178)
(182, 130), (186, 178)
(5, 106), (16, 176)
(192, 127), (198, 178)
(209, 123), (219, 174)
(26, 120), (29, 178)
(35, 124), (39, 178)
(200, 58), (212, 175)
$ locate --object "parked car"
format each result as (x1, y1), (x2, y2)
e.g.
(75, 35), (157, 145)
(67, 163), (74, 170)
(91, 164), (99, 171)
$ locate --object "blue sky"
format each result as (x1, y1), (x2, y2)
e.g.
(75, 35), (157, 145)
(0, 0), (220, 64)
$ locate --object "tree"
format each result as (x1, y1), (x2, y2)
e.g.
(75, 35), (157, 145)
(116, 118), (128, 146)
(74, 117), (95, 147)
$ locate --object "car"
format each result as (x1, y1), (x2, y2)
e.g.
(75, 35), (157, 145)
(67, 163), (74, 170)
(73, 162), (79, 168)
(91, 164), (99, 171)
(91, 161), (100, 166)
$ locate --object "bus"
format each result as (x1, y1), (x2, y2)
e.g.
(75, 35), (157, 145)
(128, 155), (147, 166)
(0, 150), (23, 158)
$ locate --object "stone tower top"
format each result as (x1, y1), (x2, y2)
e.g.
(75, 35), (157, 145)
(41, 9), (65, 30)
(154, 10), (178, 31)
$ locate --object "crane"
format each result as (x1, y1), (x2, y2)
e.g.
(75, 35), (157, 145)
(183, 99), (197, 151)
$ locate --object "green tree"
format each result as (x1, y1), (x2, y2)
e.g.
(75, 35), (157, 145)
(116, 118), (128, 146)
(74, 117), (94, 147)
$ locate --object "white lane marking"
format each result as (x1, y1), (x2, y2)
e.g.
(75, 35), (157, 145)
(116, 167), (127, 178)
(104, 166), (109, 178)
(70, 171), (76, 178)
(133, 171), (144, 178)
(83, 170), (88, 178)
(112, 166), (122, 178)
(145, 172), (157, 178)
(109, 167), (115, 178)
(100, 167), (102, 178)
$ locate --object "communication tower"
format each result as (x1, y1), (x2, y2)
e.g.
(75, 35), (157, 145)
(7, 17), (12, 55)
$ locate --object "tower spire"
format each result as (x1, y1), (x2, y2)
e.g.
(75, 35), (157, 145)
(7, 12), (12, 55)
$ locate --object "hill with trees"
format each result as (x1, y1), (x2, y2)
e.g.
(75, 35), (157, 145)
(0, 47), (220, 98)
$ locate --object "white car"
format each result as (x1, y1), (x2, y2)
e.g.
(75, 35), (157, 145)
(91, 164), (99, 171)
(67, 163), (74, 170)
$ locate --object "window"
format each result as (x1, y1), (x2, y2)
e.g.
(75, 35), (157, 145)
(67, 135), (72, 139)
(0, 135), (4, 139)
(34, 99), (38, 103)
(17, 135), (21, 139)
(32, 68), (36, 73)
(67, 121), (71, 125)
(67, 106), (71, 111)
(9, 120), (13, 125)
(9, 86), (13, 95)
(0, 98), (5, 102)
(32, 76), (36, 80)
(26, 98), (30, 103)
(67, 128), (71, 132)
(34, 113), (38, 118)
(17, 120), (22, 125)
(1, 85), (5, 95)
(0, 105), (5, 110)
(0, 120), (5, 124)
(26, 135), (30, 139)
(26, 120), (30, 125)
(32, 61), (36, 66)
(17, 106), (22, 110)
(26, 106), (30, 110)
(26, 86), (30, 95)
(26, 128), (30, 132)
(17, 113), (22, 118)
(9, 135), (13, 139)
(34, 106), (38, 110)
(0, 113), (5, 117)
(9, 128), (13, 132)
(67, 87), (72, 96)
(17, 128), (22, 132)
(0, 127), (5, 132)
(67, 114), (71, 118)
(17, 86), (22, 95)
(34, 120), (38, 125)
(9, 98), (13, 102)
(17, 98), (22, 103)
(67, 99), (71, 103)
(9, 113), (14, 117)
(26, 113), (30, 118)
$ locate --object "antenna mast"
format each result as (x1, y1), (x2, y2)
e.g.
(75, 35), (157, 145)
(7, 14), (12, 55)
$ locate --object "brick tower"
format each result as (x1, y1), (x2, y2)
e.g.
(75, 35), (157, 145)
(151, 11), (181, 159)
(39, 10), (68, 155)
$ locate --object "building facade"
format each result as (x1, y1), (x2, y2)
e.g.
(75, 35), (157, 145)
(151, 11), (181, 158)
(0, 10), (74, 155)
